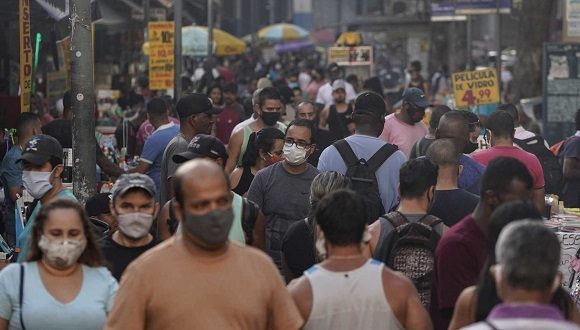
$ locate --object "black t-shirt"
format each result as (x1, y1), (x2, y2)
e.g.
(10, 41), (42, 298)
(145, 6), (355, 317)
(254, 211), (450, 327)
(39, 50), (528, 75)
(100, 234), (159, 281)
(42, 119), (105, 158)
(43, 119), (72, 148)
(430, 189), (479, 227)
(281, 218), (316, 280)
(309, 128), (336, 168)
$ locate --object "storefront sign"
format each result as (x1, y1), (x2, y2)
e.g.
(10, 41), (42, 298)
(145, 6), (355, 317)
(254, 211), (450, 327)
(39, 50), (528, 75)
(20, 0), (33, 112)
(327, 46), (373, 66)
(451, 68), (500, 108)
(454, 0), (511, 15)
(148, 21), (174, 90)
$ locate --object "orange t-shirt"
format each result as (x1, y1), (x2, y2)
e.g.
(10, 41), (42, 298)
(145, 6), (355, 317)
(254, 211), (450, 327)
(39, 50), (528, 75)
(106, 236), (303, 330)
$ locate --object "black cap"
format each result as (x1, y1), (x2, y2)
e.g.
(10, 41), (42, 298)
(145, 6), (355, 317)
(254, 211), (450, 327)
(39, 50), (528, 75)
(173, 134), (228, 164)
(353, 91), (386, 117)
(402, 87), (430, 108)
(85, 193), (112, 217)
(17, 134), (63, 165)
(175, 93), (221, 119)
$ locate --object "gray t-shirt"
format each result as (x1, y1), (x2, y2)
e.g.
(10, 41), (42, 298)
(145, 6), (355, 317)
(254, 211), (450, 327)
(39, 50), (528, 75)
(247, 162), (319, 270)
(159, 133), (189, 205)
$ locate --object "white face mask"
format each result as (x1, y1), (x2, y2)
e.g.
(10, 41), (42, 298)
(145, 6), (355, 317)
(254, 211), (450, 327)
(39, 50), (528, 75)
(22, 169), (54, 199)
(117, 213), (154, 239)
(38, 235), (87, 269)
(283, 144), (308, 166)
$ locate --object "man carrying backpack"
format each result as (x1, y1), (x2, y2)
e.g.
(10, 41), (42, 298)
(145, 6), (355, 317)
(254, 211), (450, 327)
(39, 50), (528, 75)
(367, 158), (444, 308)
(317, 91), (407, 223)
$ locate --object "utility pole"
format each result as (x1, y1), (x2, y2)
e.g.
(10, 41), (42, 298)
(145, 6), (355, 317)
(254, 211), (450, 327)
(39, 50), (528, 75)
(70, 0), (96, 204)
(269, 0), (275, 25)
(466, 15), (472, 70)
(143, 0), (150, 71)
(174, 0), (182, 100)
(495, 0), (502, 78)
(208, 0), (213, 58)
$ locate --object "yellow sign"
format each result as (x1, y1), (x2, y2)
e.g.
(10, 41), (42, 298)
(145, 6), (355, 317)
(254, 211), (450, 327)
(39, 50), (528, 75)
(452, 68), (500, 108)
(148, 22), (174, 90)
(327, 46), (373, 66)
(19, 0), (33, 112)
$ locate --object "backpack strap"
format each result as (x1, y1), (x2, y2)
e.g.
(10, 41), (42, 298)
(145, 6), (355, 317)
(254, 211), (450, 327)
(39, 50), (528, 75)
(20, 263), (26, 330)
(381, 211), (409, 229)
(241, 197), (259, 245)
(414, 139), (422, 158)
(333, 139), (359, 167)
(417, 214), (443, 228)
(366, 143), (399, 172)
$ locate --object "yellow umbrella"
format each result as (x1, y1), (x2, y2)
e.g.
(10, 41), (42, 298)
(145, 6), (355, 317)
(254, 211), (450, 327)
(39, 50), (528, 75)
(336, 32), (362, 46)
(143, 26), (247, 57)
(258, 23), (309, 43)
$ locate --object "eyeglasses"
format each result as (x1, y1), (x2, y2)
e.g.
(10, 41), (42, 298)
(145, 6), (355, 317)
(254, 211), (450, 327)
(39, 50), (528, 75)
(284, 138), (310, 150)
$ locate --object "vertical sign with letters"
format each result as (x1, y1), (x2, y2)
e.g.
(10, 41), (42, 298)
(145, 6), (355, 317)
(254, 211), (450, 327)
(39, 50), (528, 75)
(148, 22), (175, 90)
(20, 0), (33, 112)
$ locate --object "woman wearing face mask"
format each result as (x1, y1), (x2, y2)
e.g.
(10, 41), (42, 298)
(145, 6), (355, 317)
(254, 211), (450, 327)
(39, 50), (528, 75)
(231, 128), (285, 196)
(0, 199), (117, 330)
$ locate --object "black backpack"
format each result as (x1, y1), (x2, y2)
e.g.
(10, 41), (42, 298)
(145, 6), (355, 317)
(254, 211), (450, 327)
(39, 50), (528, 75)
(334, 140), (398, 224)
(514, 136), (563, 195)
(374, 212), (442, 308)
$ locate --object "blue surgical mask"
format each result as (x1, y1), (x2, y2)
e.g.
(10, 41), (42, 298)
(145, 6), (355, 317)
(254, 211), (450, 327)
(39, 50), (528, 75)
(22, 169), (54, 199)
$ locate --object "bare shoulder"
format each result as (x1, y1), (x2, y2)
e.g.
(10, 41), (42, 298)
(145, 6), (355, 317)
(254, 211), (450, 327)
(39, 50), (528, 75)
(287, 274), (313, 321)
(382, 266), (416, 293)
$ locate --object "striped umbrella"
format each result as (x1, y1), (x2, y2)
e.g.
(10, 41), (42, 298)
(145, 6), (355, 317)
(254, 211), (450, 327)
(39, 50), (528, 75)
(182, 26), (246, 57)
(258, 23), (309, 43)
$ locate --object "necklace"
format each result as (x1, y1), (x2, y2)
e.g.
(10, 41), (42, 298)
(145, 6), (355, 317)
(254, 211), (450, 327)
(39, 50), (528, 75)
(327, 254), (365, 260)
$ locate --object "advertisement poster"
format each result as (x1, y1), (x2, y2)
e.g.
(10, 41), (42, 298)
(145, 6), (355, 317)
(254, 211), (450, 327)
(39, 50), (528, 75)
(451, 68), (500, 108)
(327, 46), (373, 66)
(148, 21), (174, 90)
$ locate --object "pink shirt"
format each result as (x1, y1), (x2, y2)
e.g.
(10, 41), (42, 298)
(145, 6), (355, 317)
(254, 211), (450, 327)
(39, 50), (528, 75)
(379, 113), (427, 159)
(471, 145), (545, 189)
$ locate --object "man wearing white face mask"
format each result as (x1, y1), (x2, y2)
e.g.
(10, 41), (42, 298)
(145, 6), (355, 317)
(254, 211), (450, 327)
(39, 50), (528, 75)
(101, 173), (159, 280)
(247, 119), (319, 272)
(17, 134), (77, 262)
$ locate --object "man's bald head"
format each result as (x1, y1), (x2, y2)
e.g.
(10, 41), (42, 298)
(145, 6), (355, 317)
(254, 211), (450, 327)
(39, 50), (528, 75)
(436, 110), (470, 151)
(426, 139), (459, 167)
(173, 159), (230, 206)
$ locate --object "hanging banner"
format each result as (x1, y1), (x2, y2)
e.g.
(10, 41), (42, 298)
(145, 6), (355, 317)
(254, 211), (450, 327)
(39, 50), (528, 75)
(20, 0), (33, 112)
(148, 21), (174, 90)
(451, 68), (500, 108)
(327, 46), (373, 66)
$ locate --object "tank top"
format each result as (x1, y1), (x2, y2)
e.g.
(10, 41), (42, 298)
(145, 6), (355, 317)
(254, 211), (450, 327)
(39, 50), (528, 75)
(328, 104), (353, 139)
(303, 259), (404, 330)
(232, 166), (255, 196)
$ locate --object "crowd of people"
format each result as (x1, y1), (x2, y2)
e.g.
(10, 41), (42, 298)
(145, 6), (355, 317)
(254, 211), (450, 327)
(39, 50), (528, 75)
(0, 59), (579, 330)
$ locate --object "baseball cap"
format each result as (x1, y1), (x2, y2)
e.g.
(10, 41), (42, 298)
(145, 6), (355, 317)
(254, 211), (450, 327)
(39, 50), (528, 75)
(172, 134), (229, 164)
(17, 134), (63, 166)
(111, 173), (156, 200)
(353, 91), (386, 118)
(402, 87), (430, 108)
(332, 79), (346, 92)
(327, 62), (340, 73)
(85, 193), (112, 217)
(175, 93), (220, 119)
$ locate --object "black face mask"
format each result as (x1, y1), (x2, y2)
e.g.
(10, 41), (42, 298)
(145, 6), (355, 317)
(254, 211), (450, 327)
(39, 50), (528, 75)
(261, 112), (280, 126)
(463, 141), (478, 154)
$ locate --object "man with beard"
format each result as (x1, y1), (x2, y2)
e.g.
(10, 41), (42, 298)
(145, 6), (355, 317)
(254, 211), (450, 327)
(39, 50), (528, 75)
(101, 173), (159, 281)
(159, 93), (218, 205)
(226, 87), (286, 173)
(379, 87), (429, 158)
(319, 80), (354, 139)
(297, 101), (335, 167)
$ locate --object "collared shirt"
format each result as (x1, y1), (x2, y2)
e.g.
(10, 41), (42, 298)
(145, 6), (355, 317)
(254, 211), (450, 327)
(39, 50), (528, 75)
(461, 304), (580, 330)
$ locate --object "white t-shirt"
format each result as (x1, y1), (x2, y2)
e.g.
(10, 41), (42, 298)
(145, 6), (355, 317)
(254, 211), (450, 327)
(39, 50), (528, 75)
(0, 262), (118, 330)
(315, 81), (357, 106)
